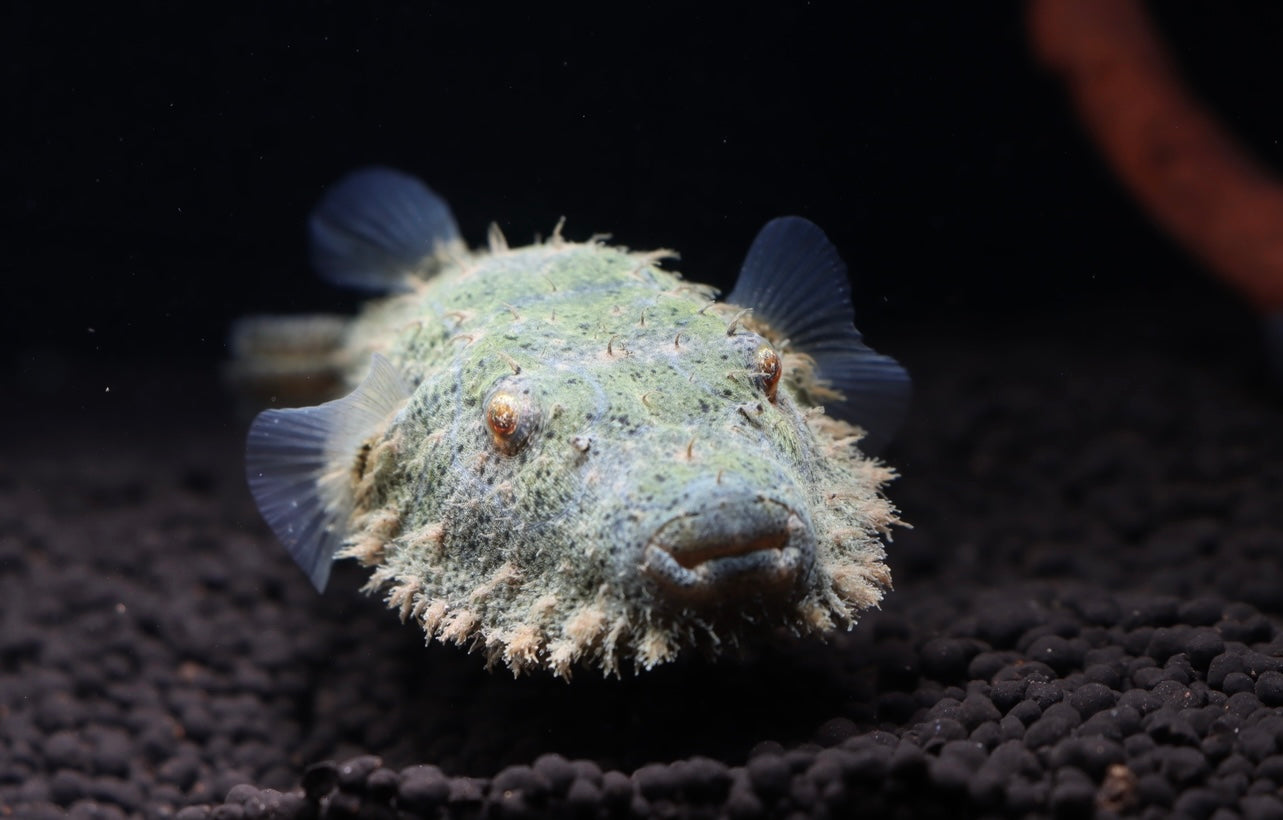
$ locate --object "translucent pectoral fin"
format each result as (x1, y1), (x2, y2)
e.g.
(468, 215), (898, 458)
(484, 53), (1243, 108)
(245, 354), (410, 591)
(308, 166), (461, 292)
(726, 216), (910, 454)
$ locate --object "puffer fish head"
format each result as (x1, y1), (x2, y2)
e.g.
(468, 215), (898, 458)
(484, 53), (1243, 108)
(241, 167), (910, 677)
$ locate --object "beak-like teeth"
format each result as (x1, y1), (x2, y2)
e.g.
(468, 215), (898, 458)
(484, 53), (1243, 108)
(643, 505), (814, 598)
(666, 529), (790, 569)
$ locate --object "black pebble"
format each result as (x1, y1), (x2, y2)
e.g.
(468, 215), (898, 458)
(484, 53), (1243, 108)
(1238, 727), (1278, 763)
(888, 740), (926, 778)
(977, 601), (1046, 648)
(1171, 786), (1228, 817)
(919, 638), (982, 682)
(1082, 662), (1124, 690)
(1050, 736), (1124, 778)
(565, 776), (601, 815)
(990, 679), (1027, 713)
(1242, 794), (1283, 820)
(1117, 687), (1162, 715)
(1026, 679), (1064, 711)
(336, 755), (381, 791)
(1157, 746), (1211, 785)
(876, 691), (918, 723)
(158, 754), (200, 791)
(599, 771), (633, 810)
(491, 765), (549, 803)
(16, 343), (1283, 820)
(917, 717), (967, 751)
(1208, 652), (1246, 690)
(682, 757), (732, 802)
(1006, 689), (1040, 720)
(1024, 713), (1075, 749)
(745, 754), (789, 802)
(49, 770), (91, 805)
(532, 754), (576, 796)
(1005, 777), (1050, 815)
(1221, 614), (1275, 644)
(968, 651), (1018, 682)
(300, 762), (337, 801)
(1136, 772), (1175, 807)
(1068, 682), (1116, 719)
(1255, 671), (1283, 706)
(1222, 672), (1255, 695)
(1184, 628), (1225, 671)
(958, 692), (1001, 729)
(1227, 691), (1266, 718)
(1025, 635), (1083, 675)
(1145, 626), (1190, 664)
(927, 742), (982, 791)
(397, 766), (449, 813)
(1048, 777), (1095, 817)
(364, 767), (399, 801)
(631, 763), (677, 802)
(1177, 598), (1224, 627)
(1146, 710), (1200, 746)
(1132, 666), (1165, 689)
(812, 717), (858, 746)
(723, 782), (763, 819)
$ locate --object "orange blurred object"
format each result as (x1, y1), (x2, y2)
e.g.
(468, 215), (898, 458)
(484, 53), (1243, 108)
(1030, 0), (1283, 313)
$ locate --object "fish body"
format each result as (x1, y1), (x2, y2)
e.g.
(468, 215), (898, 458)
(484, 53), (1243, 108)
(240, 168), (910, 676)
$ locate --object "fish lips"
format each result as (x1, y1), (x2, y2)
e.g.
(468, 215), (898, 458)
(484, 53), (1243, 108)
(641, 494), (815, 602)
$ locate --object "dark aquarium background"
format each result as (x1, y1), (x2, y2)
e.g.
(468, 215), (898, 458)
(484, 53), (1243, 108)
(13, 2), (1283, 367)
(7, 3), (1283, 819)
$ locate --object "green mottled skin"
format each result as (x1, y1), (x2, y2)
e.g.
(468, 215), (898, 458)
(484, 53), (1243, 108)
(333, 233), (897, 676)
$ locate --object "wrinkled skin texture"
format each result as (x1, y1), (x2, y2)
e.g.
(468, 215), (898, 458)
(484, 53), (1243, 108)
(335, 236), (898, 676)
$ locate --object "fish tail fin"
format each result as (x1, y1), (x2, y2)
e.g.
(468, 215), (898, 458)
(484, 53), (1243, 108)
(225, 314), (352, 410)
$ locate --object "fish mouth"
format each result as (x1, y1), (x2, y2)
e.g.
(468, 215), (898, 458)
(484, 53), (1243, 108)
(641, 496), (814, 600)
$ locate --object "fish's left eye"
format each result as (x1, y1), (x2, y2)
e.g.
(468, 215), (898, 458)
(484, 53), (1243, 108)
(753, 345), (782, 401)
(484, 389), (539, 454)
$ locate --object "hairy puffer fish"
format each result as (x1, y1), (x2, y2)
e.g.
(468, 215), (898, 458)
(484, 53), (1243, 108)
(236, 167), (911, 677)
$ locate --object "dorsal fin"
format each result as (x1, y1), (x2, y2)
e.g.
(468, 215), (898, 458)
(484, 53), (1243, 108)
(308, 166), (461, 292)
(245, 354), (411, 591)
(725, 216), (910, 454)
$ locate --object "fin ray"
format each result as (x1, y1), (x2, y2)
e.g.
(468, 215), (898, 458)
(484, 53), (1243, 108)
(308, 167), (460, 292)
(726, 216), (910, 453)
(246, 354), (411, 590)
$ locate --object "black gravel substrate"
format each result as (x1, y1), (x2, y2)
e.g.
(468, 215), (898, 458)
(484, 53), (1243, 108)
(5, 301), (1283, 819)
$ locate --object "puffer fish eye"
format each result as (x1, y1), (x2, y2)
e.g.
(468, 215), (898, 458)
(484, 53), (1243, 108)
(484, 388), (539, 453)
(487, 394), (519, 435)
(753, 345), (783, 401)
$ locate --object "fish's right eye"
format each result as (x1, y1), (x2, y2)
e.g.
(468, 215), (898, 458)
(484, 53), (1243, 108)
(484, 388), (539, 454)
(752, 345), (783, 401)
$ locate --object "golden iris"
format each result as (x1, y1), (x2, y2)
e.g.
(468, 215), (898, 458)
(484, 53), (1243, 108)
(754, 346), (782, 401)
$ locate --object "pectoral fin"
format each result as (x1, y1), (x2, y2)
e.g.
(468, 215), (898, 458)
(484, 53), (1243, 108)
(245, 354), (410, 591)
(726, 216), (910, 454)
(308, 166), (461, 292)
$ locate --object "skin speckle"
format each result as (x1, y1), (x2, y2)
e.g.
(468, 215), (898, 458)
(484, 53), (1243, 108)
(301, 239), (898, 677)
